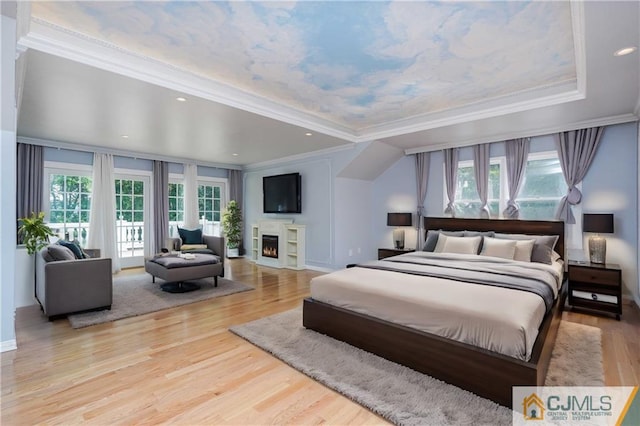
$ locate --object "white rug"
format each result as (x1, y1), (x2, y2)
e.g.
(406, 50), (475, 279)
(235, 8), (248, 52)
(68, 273), (253, 328)
(230, 308), (604, 426)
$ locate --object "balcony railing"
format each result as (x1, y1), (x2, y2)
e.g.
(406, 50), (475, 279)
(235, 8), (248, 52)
(48, 216), (221, 258)
(48, 220), (145, 258)
(168, 217), (221, 239)
(116, 220), (144, 258)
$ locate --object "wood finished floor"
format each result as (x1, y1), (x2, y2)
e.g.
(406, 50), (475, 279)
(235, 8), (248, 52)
(2, 258), (639, 425)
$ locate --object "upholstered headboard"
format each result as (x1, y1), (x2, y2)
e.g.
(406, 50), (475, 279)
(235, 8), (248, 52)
(423, 217), (565, 261)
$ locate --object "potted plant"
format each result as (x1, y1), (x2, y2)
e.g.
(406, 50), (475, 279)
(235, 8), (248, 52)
(18, 212), (55, 255)
(18, 212), (55, 300)
(221, 200), (242, 258)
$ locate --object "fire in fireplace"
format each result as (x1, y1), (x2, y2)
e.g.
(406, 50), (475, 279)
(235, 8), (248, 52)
(262, 235), (278, 258)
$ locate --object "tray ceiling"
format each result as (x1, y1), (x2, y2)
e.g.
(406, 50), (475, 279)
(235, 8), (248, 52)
(14, 1), (639, 166)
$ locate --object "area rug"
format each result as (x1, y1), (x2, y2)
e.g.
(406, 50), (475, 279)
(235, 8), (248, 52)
(68, 274), (253, 328)
(230, 308), (603, 426)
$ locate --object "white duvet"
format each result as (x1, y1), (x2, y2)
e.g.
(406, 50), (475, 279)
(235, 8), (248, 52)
(309, 252), (564, 361)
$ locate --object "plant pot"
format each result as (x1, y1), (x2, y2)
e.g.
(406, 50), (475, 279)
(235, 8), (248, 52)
(227, 247), (240, 258)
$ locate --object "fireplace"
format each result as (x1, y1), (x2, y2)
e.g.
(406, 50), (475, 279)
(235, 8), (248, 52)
(262, 234), (278, 258)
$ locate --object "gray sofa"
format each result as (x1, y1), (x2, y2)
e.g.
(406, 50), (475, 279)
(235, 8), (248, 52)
(165, 235), (225, 278)
(36, 245), (113, 320)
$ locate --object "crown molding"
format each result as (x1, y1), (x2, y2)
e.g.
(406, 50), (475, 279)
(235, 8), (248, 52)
(404, 113), (639, 154)
(18, 17), (591, 146)
(245, 143), (355, 171)
(17, 136), (243, 170)
(571, 1), (587, 96)
(18, 19), (358, 142)
(15, 0), (30, 40)
(353, 82), (584, 143)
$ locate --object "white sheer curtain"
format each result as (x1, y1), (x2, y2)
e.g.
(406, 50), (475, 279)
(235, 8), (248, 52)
(183, 163), (200, 229)
(88, 153), (121, 273)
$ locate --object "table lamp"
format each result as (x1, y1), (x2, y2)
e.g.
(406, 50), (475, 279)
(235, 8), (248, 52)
(387, 213), (412, 249)
(583, 213), (614, 264)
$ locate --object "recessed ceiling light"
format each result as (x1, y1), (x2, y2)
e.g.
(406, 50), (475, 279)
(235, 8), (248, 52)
(305, 132), (313, 136)
(176, 97), (187, 102)
(232, 153), (238, 156)
(614, 46), (637, 56)
(121, 135), (129, 139)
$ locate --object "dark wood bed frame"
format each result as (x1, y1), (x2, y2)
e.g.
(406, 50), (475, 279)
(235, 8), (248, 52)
(303, 217), (567, 408)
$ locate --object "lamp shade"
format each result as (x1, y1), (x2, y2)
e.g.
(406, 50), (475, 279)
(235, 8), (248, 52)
(387, 213), (412, 227)
(583, 214), (614, 234)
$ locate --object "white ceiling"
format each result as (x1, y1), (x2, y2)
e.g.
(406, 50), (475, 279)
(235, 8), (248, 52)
(14, 1), (640, 168)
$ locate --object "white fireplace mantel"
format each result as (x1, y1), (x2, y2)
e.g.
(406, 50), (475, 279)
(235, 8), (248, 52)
(251, 220), (305, 270)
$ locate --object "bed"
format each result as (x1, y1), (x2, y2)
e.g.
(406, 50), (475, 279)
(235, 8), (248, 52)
(303, 217), (567, 408)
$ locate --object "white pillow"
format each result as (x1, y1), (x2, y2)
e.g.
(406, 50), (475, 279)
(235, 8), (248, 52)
(480, 237), (517, 259)
(435, 235), (482, 255)
(513, 239), (536, 262)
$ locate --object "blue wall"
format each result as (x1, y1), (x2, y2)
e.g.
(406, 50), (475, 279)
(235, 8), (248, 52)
(243, 143), (370, 270)
(43, 147), (228, 178)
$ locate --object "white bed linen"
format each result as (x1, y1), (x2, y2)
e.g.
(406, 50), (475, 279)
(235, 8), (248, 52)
(310, 253), (564, 361)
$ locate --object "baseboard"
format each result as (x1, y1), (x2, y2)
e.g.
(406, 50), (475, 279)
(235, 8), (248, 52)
(1, 339), (17, 352)
(304, 264), (334, 273)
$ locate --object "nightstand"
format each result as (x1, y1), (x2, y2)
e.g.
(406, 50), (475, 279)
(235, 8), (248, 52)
(378, 248), (415, 260)
(568, 261), (622, 320)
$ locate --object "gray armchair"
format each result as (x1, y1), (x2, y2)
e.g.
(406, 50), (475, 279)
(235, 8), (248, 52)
(165, 235), (225, 277)
(36, 246), (113, 320)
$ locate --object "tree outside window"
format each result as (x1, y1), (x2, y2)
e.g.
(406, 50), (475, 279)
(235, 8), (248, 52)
(450, 152), (566, 220)
(454, 163), (501, 218)
(48, 174), (92, 243)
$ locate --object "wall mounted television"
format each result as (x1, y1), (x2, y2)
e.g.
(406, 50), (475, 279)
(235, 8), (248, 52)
(263, 173), (302, 214)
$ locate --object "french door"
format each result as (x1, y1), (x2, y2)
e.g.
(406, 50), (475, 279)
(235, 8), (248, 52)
(115, 174), (150, 268)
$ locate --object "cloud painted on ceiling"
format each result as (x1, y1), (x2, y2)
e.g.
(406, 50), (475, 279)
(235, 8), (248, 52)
(33, 1), (576, 130)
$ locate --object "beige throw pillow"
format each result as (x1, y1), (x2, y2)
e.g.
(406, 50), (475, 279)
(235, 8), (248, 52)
(435, 235), (482, 255)
(480, 237), (517, 260)
(180, 244), (208, 250)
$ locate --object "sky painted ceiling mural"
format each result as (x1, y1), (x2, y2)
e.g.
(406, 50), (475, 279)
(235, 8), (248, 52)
(32, 1), (576, 131)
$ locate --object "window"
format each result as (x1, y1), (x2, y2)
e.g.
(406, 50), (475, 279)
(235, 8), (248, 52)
(115, 176), (149, 263)
(198, 180), (224, 236)
(518, 153), (567, 220)
(454, 161), (502, 218)
(44, 164), (92, 245)
(168, 181), (184, 236)
(198, 183), (221, 222)
(448, 151), (566, 220)
(167, 177), (226, 237)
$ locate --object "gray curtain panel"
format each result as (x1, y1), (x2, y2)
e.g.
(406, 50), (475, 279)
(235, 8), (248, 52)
(555, 127), (604, 224)
(228, 169), (244, 253)
(503, 138), (530, 219)
(415, 152), (430, 250)
(16, 143), (43, 243)
(153, 160), (169, 253)
(443, 148), (459, 217)
(472, 143), (491, 218)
